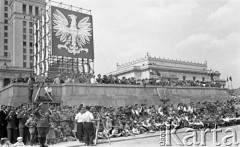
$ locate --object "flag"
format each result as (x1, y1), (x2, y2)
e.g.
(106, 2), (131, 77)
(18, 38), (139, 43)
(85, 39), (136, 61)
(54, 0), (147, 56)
(229, 76), (232, 81)
(227, 77), (228, 81)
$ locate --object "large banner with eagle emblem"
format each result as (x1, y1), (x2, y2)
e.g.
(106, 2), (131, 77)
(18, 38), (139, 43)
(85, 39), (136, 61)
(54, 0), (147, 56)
(51, 6), (94, 59)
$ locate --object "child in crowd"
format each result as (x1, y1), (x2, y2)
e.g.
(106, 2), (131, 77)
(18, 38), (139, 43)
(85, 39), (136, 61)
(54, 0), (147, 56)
(54, 126), (64, 143)
(13, 137), (25, 147)
(132, 125), (140, 135)
(1, 138), (11, 147)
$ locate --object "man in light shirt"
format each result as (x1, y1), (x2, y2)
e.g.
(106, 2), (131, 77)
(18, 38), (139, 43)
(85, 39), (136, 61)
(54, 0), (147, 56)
(90, 74), (97, 84)
(75, 107), (84, 143)
(44, 83), (53, 101)
(82, 106), (99, 146)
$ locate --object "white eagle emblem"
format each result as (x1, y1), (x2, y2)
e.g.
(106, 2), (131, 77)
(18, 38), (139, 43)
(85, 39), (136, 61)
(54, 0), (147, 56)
(53, 9), (92, 55)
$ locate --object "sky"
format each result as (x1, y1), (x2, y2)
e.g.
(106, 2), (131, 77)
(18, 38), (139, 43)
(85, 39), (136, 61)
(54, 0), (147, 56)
(54, 0), (240, 88)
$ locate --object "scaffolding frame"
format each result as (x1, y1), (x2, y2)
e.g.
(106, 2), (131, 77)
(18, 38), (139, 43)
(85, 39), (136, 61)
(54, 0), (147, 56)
(33, 1), (94, 78)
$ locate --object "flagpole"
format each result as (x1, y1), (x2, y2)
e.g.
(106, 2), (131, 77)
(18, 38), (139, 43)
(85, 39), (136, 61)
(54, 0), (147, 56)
(231, 80), (233, 90)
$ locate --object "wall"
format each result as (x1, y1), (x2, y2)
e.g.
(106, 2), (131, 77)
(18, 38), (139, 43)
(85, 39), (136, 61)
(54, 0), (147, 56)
(0, 83), (230, 107)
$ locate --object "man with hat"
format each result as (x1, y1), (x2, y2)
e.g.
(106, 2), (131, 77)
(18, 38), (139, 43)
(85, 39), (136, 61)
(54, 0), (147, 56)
(33, 103), (50, 147)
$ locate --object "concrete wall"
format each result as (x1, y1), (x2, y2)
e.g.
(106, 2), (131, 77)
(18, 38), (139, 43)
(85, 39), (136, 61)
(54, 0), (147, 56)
(0, 83), (230, 107)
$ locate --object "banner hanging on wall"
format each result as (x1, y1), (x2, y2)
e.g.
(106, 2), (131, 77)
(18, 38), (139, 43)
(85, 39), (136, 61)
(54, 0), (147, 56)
(51, 6), (94, 59)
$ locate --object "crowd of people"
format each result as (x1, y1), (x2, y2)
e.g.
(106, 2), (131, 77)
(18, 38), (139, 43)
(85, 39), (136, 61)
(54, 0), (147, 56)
(11, 73), (223, 88)
(1, 98), (240, 146)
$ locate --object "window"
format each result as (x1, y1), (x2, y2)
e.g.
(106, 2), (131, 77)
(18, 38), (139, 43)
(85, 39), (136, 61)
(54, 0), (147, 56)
(30, 42), (33, 47)
(4, 26), (8, 30)
(4, 7), (8, 12)
(35, 7), (39, 16)
(4, 46), (8, 50)
(183, 76), (186, 81)
(29, 29), (33, 34)
(5, 0), (8, 5)
(23, 55), (27, 60)
(29, 5), (32, 15)
(23, 62), (27, 67)
(23, 21), (27, 27)
(29, 22), (33, 27)
(30, 62), (33, 68)
(202, 77), (205, 81)
(30, 35), (33, 41)
(22, 4), (26, 14)
(4, 19), (8, 24)
(30, 49), (33, 54)
(23, 48), (26, 53)
(193, 77), (196, 81)
(23, 42), (26, 47)
(23, 35), (26, 40)
(23, 28), (27, 33)
(30, 56), (33, 60)
(4, 13), (8, 18)
(4, 39), (8, 44)
(4, 52), (8, 57)
(4, 32), (8, 37)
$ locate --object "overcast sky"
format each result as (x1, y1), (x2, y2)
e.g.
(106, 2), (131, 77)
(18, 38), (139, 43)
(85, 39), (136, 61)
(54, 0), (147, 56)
(55, 0), (240, 88)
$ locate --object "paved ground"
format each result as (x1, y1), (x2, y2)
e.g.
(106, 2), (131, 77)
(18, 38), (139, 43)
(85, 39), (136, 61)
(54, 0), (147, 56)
(26, 125), (240, 147)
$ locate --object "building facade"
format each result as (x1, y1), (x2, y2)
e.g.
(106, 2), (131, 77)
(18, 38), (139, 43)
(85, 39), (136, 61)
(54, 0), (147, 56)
(108, 54), (224, 83)
(0, 0), (46, 89)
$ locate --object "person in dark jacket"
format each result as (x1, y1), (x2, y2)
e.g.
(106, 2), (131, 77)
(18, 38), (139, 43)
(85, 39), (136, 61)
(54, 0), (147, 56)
(0, 105), (8, 139)
(33, 103), (50, 147)
(17, 104), (30, 144)
(5, 108), (18, 143)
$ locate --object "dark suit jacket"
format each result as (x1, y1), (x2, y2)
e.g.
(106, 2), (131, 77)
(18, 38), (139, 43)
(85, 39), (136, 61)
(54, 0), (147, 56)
(0, 110), (7, 127)
(6, 112), (18, 129)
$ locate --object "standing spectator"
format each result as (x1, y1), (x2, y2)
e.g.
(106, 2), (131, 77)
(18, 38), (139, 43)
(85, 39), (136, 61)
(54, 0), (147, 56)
(27, 75), (35, 103)
(75, 107), (84, 143)
(25, 114), (36, 146)
(5, 108), (18, 143)
(82, 106), (99, 146)
(0, 105), (8, 139)
(17, 104), (30, 144)
(33, 103), (50, 147)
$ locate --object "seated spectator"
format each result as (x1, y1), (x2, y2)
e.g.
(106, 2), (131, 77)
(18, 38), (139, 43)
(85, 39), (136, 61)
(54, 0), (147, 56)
(96, 74), (103, 84)
(13, 137), (25, 147)
(16, 74), (25, 83)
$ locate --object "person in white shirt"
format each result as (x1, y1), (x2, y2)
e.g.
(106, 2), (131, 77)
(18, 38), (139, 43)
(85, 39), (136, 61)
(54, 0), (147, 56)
(90, 75), (97, 84)
(13, 137), (25, 147)
(44, 83), (53, 101)
(75, 107), (84, 143)
(82, 106), (99, 146)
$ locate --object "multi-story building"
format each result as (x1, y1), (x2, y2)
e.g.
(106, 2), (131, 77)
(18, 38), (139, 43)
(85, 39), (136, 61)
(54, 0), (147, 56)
(108, 53), (225, 83)
(0, 0), (45, 88)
